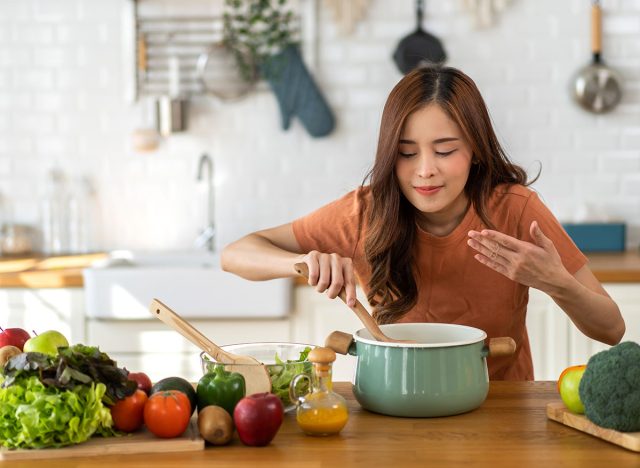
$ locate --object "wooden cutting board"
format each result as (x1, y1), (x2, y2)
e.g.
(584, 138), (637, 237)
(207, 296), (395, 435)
(0, 418), (204, 460)
(547, 401), (640, 452)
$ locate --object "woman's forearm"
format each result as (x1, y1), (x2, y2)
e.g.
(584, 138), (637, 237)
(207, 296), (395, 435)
(547, 274), (625, 346)
(221, 232), (304, 281)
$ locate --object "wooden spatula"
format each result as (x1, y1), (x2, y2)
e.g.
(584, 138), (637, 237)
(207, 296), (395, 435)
(293, 263), (415, 344)
(149, 299), (271, 396)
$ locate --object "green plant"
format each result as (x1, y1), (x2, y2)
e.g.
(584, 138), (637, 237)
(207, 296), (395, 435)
(223, 0), (298, 81)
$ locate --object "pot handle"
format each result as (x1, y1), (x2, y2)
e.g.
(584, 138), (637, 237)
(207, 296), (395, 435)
(325, 330), (356, 356)
(483, 337), (517, 358)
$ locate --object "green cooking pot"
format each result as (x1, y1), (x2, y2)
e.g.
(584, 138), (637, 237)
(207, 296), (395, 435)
(326, 323), (515, 417)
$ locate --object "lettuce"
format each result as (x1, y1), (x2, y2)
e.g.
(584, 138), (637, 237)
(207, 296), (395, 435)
(268, 347), (312, 406)
(0, 375), (115, 449)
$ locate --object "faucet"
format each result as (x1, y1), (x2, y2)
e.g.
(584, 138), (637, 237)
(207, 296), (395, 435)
(195, 153), (215, 252)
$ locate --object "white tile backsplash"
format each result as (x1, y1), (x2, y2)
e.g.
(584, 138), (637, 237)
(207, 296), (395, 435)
(0, 0), (639, 252)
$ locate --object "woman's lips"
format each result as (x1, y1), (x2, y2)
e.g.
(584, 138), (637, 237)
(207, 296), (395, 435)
(414, 185), (442, 195)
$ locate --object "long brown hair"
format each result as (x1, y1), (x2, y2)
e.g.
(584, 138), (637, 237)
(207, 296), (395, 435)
(364, 65), (534, 324)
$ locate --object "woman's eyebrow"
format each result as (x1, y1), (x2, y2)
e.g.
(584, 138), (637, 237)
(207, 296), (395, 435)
(398, 137), (459, 144)
(432, 137), (459, 144)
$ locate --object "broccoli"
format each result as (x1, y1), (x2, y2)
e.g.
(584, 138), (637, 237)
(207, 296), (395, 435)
(578, 341), (640, 432)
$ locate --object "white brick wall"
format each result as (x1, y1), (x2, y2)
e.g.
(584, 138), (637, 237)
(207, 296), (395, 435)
(0, 0), (638, 252)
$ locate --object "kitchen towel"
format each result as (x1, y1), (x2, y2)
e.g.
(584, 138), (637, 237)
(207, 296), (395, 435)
(261, 45), (335, 138)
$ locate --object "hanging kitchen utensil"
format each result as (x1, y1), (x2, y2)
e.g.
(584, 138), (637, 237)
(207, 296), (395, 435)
(571, 0), (622, 113)
(392, 0), (447, 74)
(196, 41), (257, 101)
(149, 299), (271, 396)
(293, 262), (416, 344)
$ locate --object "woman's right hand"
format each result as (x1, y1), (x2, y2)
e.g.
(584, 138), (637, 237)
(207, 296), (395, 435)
(298, 250), (357, 307)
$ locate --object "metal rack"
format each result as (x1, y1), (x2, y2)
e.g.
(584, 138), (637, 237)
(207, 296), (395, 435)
(137, 16), (225, 96)
(123, 0), (316, 102)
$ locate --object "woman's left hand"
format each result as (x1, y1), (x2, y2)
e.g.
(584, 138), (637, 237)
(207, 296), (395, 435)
(467, 220), (571, 292)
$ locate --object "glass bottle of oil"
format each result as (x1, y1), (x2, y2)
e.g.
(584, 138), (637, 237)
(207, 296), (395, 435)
(289, 347), (348, 436)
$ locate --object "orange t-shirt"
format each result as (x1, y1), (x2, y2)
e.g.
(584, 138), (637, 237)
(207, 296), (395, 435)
(292, 184), (587, 380)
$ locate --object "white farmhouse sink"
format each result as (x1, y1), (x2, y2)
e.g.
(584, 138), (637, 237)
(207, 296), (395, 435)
(83, 251), (292, 319)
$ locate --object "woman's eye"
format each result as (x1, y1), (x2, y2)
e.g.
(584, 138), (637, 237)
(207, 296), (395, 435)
(435, 150), (455, 157)
(398, 151), (417, 157)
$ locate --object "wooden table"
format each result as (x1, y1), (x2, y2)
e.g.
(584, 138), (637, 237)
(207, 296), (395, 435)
(2, 381), (638, 467)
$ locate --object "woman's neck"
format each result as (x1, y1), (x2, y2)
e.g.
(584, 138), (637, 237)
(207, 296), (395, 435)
(416, 197), (470, 237)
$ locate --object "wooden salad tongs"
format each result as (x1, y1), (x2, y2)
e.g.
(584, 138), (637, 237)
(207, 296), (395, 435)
(294, 262), (417, 352)
(149, 299), (271, 395)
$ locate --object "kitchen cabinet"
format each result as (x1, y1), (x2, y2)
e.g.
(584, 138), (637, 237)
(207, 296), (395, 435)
(0, 288), (85, 344)
(528, 284), (640, 380)
(85, 317), (292, 382)
(290, 284), (640, 382)
(289, 286), (364, 382)
(1, 281), (636, 385)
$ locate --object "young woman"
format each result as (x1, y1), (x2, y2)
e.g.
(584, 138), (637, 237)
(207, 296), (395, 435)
(221, 65), (625, 380)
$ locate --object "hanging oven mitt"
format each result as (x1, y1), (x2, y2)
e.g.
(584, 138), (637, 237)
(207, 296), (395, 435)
(260, 44), (335, 138)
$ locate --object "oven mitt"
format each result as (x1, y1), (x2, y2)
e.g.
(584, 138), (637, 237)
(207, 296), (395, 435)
(260, 44), (335, 138)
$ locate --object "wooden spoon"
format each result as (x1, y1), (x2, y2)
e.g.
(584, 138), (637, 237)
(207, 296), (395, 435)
(149, 298), (271, 396)
(293, 262), (415, 344)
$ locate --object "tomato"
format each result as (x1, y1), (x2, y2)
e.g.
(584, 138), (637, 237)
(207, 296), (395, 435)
(111, 389), (148, 432)
(144, 390), (191, 438)
(557, 365), (586, 392)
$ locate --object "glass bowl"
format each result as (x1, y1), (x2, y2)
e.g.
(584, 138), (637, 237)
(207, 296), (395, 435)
(200, 342), (315, 412)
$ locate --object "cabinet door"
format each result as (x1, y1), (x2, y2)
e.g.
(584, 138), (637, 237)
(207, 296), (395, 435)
(86, 318), (292, 382)
(568, 284), (640, 365)
(527, 283), (640, 381)
(526, 288), (572, 381)
(290, 286), (366, 382)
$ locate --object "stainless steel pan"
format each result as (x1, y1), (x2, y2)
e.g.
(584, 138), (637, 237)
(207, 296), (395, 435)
(572, 0), (622, 113)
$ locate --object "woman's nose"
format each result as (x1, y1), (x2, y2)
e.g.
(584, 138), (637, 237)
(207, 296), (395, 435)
(416, 154), (437, 178)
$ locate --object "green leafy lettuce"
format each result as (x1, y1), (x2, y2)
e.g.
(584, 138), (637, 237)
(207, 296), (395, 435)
(0, 375), (114, 449)
(268, 346), (312, 406)
(2, 344), (137, 406)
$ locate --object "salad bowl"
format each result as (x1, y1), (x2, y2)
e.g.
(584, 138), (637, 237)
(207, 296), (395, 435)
(201, 342), (314, 412)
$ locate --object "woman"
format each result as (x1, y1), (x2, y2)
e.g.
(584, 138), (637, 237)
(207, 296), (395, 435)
(221, 65), (625, 380)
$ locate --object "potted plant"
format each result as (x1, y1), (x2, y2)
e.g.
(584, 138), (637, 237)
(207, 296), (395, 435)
(223, 0), (335, 137)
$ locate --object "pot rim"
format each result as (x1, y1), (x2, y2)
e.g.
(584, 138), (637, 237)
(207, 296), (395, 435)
(353, 322), (487, 348)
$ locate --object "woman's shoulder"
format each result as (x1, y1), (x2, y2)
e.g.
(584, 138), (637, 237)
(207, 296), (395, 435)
(490, 183), (539, 208)
(333, 185), (372, 215)
(299, 185), (371, 221)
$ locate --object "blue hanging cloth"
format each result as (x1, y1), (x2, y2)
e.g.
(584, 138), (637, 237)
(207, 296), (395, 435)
(261, 44), (336, 138)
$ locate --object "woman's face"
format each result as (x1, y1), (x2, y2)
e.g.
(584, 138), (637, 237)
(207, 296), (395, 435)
(395, 104), (473, 230)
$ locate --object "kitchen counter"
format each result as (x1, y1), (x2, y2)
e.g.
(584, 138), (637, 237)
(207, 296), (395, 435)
(2, 381), (637, 467)
(1, 251), (639, 288)
(0, 253), (106, 288)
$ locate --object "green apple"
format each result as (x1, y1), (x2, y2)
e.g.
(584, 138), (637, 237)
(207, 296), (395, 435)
(559, 367), (586, 414)
(23, 330), (69, 356)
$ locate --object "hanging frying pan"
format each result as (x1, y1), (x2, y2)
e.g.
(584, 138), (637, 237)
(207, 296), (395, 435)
(393, 0), (446, 74)
(572, 0), (622, 113)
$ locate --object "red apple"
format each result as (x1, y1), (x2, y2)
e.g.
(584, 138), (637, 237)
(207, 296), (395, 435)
(127, 371), (153, 394)
(0, 327), (30, 351)
(234, 392), (284, 446)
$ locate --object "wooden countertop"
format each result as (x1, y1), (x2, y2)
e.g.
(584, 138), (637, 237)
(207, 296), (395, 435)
(0, 251), (639, 289)
(0, 253), (106, 288)
(2, 381), (638, 467)
(583, 251), (640, 282)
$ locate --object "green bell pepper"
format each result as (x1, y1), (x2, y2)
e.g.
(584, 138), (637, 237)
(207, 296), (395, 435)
(196, 365), (246, 415)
